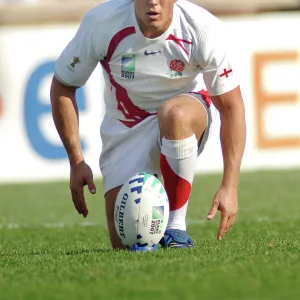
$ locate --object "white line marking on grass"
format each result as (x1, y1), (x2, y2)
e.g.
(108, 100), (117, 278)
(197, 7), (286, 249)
(0, 217), (278, 230)
(0, 221), (107, 230)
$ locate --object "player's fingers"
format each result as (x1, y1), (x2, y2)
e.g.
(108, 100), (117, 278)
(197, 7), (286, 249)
(75, 187), (88, 218)
(86, 175), (96, 195)
(217, 214), (229, 241)
(225, 216), (232, 234)
(71, 189), (82, 215)
(226, 214), (237, 234)
(207, 199), (219, 220)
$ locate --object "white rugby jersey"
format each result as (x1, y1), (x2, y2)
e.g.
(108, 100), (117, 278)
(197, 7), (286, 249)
(55, 0), (239, 127)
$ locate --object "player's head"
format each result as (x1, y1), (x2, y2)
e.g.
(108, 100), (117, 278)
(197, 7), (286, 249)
(134, 0), (176, 38)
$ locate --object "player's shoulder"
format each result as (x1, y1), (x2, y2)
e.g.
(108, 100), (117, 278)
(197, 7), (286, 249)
(175, 0), (224, 38)
(81, 0), (132, 31)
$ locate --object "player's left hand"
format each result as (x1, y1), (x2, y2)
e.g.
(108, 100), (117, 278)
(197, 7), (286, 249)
(206, 186), (238, 241)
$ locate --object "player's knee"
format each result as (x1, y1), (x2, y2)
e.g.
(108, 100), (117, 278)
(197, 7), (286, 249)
(158, 104), (192, 139)
(158, 104), (189, 128)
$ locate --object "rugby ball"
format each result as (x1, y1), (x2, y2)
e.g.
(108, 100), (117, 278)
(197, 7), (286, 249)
(114, 172), (169, 249)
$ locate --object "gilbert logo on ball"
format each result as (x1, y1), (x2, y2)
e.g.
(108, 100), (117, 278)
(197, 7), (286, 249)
(114, 173), (169, 249)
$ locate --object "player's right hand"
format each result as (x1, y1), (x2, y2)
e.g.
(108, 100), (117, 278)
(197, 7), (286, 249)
(69, 161), (96, 218)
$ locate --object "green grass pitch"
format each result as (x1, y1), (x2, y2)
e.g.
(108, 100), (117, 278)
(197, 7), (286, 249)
(0, 169), (300, 300)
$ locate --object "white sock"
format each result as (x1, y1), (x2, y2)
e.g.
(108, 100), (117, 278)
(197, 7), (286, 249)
(160, 134), (198, 231)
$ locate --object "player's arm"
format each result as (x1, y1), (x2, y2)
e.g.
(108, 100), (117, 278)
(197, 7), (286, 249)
(207, 87), (246, 241)
(195, 17), (246, 239)
(51, 11), (102, 163)
(50, 78), (83, 165)
(51, 78), (97, 218)
(50, 12), (101, 217)
(210, 87), (246, 189)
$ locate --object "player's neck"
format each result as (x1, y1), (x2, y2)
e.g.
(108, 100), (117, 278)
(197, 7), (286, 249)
(137, 18), (172, 39)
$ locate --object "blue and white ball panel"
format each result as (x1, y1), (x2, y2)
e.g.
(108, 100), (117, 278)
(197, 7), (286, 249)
(114, 173), (169, 248)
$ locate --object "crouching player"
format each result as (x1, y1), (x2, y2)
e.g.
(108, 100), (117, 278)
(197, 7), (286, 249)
(50, 0), (246, 249)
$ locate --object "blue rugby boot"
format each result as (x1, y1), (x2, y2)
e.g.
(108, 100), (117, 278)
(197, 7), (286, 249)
(159, 229), (194, 248)
(128, 243), (158, 252)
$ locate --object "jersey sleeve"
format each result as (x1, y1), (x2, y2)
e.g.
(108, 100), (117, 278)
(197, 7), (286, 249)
(194, 19), (239, 96)
(54, 12), (103, 87)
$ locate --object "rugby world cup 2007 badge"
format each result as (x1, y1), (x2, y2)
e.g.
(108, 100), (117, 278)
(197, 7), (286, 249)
(121, 55), (136, 79)
(150, 206), (164, 235)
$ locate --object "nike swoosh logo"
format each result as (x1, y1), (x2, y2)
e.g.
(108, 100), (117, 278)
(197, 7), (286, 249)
(144, 50), (162, 56)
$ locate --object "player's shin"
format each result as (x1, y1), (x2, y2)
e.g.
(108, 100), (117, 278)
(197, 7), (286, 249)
(160, 134), (198, 231)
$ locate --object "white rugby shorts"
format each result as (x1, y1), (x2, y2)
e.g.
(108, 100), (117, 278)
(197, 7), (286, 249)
(99, 94), (213, 194)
